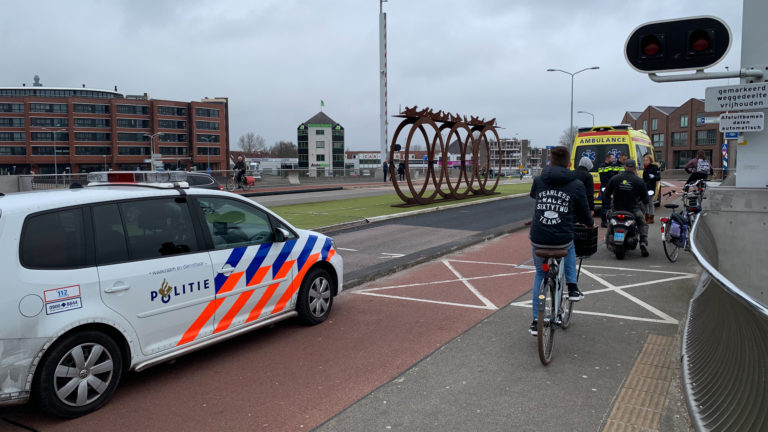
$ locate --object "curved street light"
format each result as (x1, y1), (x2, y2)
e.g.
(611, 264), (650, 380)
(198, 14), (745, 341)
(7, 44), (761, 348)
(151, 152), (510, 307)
(577, 110), (595, 127)
(41, 127), (67, 186)
(144, 132), (166, 170)
(547, 66), (599, 149)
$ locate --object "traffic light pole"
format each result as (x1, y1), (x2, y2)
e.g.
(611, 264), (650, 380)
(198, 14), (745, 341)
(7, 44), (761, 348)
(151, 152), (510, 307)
(733, 0), (768, 187)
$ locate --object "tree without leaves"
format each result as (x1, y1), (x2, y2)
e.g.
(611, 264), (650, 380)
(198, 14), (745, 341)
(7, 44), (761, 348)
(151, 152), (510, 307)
(558, 126), (578, 148)
(238, 133), (265, 152)
(267, 140), (298, 158)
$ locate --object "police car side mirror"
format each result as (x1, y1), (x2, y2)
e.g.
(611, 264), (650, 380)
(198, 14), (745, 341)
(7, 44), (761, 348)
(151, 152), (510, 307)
(274, 227), (290, 243)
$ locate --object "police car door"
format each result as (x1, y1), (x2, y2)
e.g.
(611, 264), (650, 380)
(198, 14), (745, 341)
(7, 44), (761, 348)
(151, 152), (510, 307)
(193, 196), (297, 335)
(94, 198), (215, 356)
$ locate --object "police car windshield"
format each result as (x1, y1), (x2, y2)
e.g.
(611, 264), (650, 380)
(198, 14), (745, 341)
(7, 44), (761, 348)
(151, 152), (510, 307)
(575, 144), (629, 173)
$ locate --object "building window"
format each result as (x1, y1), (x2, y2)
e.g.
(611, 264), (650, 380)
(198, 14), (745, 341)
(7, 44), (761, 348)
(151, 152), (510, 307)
(197, 147), (220, 155)
(333, 154), (343, 162)
(671, 132), (688, 147)
(196, 134), (220, 143)
(117, 104), (149, 115)
(75, 132), (111, 142)
(75, 118), (110, 128)
(299, 154), (308, 163)
(642, 120), (648, 131)
(651, 118), (658, 131)
(316, 154), (325, 162)
(0, 103), (24, 113)
(316, 141), (325, 149)
(195, 107), (219, 117)
(652, 133), (664, 147)
(30, 117), (68, 127)
(73, 104), (109, 114)
(0, 132), (26, 142)
(118, 146), (150, 155)
(158, 106), (187, 116)
(75, 146), (111, 155)
(674, 150), (711, 169)
(117, 118), (150, 129)
(195, 121), (219, 130)
(0, 146), (25, 155)
(158, 134), (187, 143)
(332, 142), (344, 150)
(654, 151), (663, 163)
(680, 115), (689, 128)
(30, 103), (67, 113)
(316, 130), (325, 135)
(696, 130), (717, 146)
(159, 119), (186, 129)
(32, 146), (69, 155)
(117, 133), (150, 142)
(0, 118), (25, 127)
(159, 146), (188, 155)
(31, 132), (69, 141)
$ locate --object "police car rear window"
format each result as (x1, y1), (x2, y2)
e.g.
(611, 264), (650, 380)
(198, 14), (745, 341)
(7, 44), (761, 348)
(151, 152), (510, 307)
(21, 208), (88, 269)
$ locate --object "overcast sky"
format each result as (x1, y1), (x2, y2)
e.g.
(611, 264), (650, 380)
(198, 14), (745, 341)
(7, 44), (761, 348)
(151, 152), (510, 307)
(2, 0), (744, 150)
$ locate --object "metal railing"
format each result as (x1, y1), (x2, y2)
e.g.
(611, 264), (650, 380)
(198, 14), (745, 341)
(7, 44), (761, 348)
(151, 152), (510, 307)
(684, 186), (768, 431)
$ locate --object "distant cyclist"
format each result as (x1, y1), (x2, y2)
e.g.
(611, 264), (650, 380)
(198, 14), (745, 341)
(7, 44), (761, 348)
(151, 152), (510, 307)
(234, 155), (247, 189)
(528, 146), (594, 335)
(684, 150), (713, 185)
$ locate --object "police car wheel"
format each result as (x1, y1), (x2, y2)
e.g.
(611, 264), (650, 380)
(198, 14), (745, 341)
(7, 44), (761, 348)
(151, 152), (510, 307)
(297, 267), (333, 325)
(33, 330), (123, 418)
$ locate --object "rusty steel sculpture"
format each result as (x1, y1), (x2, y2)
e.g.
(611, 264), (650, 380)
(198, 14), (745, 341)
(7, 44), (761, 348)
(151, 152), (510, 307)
(389, 106), (502, 205)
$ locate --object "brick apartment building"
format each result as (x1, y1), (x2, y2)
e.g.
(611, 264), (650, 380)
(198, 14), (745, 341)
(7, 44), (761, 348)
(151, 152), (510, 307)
(0, 78), (229, 174)
(622, 98), (723, 169)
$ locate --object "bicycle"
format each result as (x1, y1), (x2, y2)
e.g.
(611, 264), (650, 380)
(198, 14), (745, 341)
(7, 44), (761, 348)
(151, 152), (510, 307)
(660, 179), (707, 263)
(535, 225), (596, 365)
(226, 171), (254, 192)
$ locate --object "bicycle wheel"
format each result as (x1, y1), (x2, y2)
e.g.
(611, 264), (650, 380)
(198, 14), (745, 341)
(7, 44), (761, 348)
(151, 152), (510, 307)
(560, 273), (574, 329)
(536, 277), (556, 365)
(662, 222), (680, 263)
(226, 177), (236, 192)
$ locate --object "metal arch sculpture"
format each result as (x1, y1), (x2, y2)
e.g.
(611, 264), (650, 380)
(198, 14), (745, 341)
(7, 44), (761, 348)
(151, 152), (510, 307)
(389, 106), (502, 205)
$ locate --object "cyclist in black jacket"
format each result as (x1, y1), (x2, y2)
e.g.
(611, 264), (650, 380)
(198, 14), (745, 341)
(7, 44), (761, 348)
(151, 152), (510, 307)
(528, 146), (594, 335)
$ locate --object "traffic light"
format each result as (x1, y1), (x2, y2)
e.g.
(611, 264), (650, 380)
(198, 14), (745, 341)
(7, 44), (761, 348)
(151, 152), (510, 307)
(625, 16), (731, 73)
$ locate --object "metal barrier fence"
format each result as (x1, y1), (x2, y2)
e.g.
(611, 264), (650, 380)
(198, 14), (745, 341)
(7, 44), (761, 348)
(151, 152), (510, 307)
(685, 187), (768, 431)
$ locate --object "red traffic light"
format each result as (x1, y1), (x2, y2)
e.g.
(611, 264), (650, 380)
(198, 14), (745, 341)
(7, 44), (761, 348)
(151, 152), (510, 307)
(625, 16), (731, 73)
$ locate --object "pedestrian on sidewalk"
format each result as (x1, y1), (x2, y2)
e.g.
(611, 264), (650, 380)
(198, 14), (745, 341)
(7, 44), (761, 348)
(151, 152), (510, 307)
(383, 160), (389, 182)
(642, 154), (660, 224)
(398, 162), (405, 181)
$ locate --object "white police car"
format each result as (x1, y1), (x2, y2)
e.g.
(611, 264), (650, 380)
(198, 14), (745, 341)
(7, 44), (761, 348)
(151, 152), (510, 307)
(0, 171), (342, 418)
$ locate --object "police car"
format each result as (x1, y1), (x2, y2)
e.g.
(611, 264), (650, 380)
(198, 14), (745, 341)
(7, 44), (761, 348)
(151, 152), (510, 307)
(0, 171), (342, 418)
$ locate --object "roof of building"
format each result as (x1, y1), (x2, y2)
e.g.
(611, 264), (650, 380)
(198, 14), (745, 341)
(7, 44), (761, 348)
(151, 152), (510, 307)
(299, 111), (343, 129)
(626, 111), (643, 120)
(652, 106), (678, 115)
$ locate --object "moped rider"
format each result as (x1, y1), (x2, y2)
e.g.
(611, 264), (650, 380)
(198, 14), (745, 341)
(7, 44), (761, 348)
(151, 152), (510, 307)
(603, 159), (650, 257)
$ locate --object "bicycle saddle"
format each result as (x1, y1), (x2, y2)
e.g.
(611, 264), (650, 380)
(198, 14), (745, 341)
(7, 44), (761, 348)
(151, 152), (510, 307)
(535, 249), (568, 258)
(664, 203), (679, 209)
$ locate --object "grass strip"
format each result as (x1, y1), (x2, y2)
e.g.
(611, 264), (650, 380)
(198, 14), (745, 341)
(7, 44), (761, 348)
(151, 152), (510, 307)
(271, 183), (531, 229)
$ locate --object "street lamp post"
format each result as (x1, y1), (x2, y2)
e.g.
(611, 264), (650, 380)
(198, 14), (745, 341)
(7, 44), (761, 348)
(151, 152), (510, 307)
(546, 66), (599, 149)
(42, 127), (67, 186)
(102, 155), (107, 171)
(577, 110), (595, 127)
(144, 132), (166, 170)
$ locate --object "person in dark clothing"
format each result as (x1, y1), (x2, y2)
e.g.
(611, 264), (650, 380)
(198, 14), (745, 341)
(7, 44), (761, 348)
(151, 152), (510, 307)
(397, 162), (406, 181)
(642, 154), (660, 224)
(234, 156), (247, 188)
(382, 161), (389, 182)
(575, 156), (595, 213)
(528, 146), (594, 335)
(604, 159), (650, 257)
(597, 153), (618, 227)
(684, 150), (713, 185)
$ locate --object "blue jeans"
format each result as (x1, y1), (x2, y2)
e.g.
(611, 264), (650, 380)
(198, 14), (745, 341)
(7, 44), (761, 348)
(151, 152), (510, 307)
(530, 244), (577, 321)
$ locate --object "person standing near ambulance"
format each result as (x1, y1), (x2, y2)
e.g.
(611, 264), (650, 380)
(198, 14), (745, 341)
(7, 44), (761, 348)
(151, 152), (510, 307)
(598, 153), (620, 227)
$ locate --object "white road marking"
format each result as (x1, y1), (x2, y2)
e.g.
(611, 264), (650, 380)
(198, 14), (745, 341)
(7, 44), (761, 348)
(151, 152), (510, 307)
(357, 292), (496, 310)
(380, 253), (405, 258)
(337, 248), (358, 252)
(442, 260), (497, 310)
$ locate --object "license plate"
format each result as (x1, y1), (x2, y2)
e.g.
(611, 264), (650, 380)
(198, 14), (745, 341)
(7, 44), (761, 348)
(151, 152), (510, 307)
(614, 232), (625, 242)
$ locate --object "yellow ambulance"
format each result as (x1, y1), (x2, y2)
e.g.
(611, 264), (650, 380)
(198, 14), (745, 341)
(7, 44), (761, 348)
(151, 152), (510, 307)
(570, 125), (660, 208)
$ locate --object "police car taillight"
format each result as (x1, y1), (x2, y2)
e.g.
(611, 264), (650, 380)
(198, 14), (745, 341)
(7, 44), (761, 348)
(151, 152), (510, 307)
(87, 171), (189, 188)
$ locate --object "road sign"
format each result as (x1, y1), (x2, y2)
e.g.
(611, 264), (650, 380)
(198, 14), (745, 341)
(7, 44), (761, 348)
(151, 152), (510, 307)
(721, 143), (728, 152)
(705, 83), (768, 111)
(719, 112), (764, 132)
(725, 132), (738, 139)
